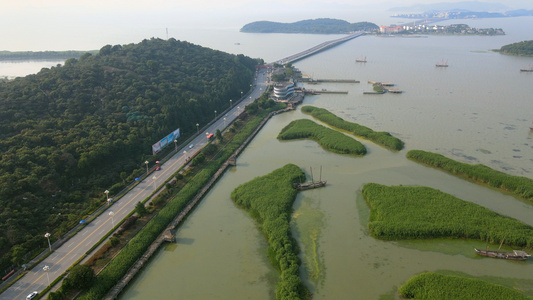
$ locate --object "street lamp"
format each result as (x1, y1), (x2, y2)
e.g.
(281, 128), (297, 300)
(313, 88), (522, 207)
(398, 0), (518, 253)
(145, 161), (149, 174)
(214, 110), (217, 120)
(109, 211), (115, 227)
(241, 91), (243, 98)
(152, 175), (157, 190)
(230, 99), (232, 107)
(44, 233), (51, 252)
(43, 265), (50, 285)
(223, 117), (226, 127)
(174, 139), (177, 152)
(196, 123), (199, 134)
(104, 189), (109, 200)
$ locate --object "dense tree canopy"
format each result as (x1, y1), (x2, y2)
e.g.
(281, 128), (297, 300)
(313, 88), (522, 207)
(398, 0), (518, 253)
(240, 18), (378, 34)
(499, 40), (533, 56)
(0, 37), (259, 271)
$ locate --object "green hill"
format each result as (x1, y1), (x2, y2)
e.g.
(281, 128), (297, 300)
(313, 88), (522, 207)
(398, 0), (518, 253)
(0, 38), (259, 271)
(498, 40), (533, 56)
(240, 18), (378, 34)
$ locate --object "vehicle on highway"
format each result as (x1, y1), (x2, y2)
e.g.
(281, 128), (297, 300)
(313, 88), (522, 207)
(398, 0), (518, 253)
(189, 144), (194, 149)
(27, 291), (38, 300)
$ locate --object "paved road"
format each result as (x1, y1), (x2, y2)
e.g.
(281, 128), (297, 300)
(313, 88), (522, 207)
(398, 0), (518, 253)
(1, 67), (270, 300)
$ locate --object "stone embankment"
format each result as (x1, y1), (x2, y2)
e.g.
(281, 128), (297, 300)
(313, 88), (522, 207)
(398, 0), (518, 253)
(103, 107), (286, 299)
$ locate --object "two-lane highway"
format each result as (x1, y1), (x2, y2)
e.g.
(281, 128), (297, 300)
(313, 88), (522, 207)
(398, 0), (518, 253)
(1, 67), (270, 300)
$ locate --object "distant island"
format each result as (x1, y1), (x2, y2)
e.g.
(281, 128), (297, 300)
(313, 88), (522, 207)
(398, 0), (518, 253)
(400, 23), (504, 36)
(391, 9), (533, 20)
(240, 18), (378, 34)
(0, 50), (98, 61)
(498, 40), (533, 56)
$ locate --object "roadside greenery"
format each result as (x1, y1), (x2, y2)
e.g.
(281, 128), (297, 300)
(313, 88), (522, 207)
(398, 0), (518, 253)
(407, 150), (533, 201)
(498, 40), (533, 56)
(0, 37), (260, 272)
(399, 272), (529, 300)
(78, 102), (286, 300)
(231, 164), (309, 300)
(301, 106), (404, 151)
(278, 119), (366, 155)
(362, 183), (533, 247)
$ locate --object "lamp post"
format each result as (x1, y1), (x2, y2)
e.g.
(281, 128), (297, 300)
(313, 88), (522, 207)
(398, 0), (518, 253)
(44, 233), (51, 252)
(230, 99), (232, 108)
(214, 110), (217, 120)
(223, 117), (226, 127)
(104, 189), (109, 201)
(43, 265), (50, 285)
(152, 175), (157, 190)
(196, 123), (199, 134)
(145, 161), (149, 174)
(174, 139), (178, 152)
(109, 211), (115, 227)
(241, 91), (243, 99)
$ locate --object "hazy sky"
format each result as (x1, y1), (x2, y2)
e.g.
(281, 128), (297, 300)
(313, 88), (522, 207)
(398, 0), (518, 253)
(1, 0), (531, 51)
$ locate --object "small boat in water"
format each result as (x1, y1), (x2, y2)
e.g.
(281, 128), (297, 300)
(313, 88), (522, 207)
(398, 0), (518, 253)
(436, 59), (448, 67)
(474, 248), (531, 261)
(520, 64), (533, 72)
(355, 56), (367, 63)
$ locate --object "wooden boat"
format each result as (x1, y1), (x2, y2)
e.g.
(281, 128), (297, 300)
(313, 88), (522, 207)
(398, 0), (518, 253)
(293, 180), (326, 191)
(355, 56), (367, 63)
(436, 59), (448, 67)
(520, 64), (533, 72)
(293, 166), (326, 191)
(474, 248), (531, 261)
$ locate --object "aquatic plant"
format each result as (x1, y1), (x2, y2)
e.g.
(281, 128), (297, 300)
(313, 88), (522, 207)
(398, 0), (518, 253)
(301, 106), (404, 151)
(399, 272), (529, 300)
(407, 150), (533, 201)
(231, 164), (310, 300)
(362, 183), (533, 247)
(278, 119), (366, 155)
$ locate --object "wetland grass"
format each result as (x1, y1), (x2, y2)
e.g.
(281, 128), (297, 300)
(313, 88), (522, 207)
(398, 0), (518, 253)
(362, 183), (533, 247)
(278, 119), (366, 155)
(301, 106), (404, 151)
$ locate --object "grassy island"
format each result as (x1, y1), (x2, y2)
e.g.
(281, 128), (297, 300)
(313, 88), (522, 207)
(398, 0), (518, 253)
(278, 119), (367, 156)
(231, 164), (309, 300)
(407, 150), (533, 201)
(399, 272), (529, 300)
(301, 106), (404, 151)
(362, 183), (533, 247)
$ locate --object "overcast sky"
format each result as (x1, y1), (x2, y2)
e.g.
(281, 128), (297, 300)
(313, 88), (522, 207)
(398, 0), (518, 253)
(1, 0), (531, 51)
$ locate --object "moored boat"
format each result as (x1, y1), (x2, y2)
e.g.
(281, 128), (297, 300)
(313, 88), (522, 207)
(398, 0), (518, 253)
(355, 56), (367, 63)
(436, 59), (448, 67)
(474, 248), (531, 261)
(520, 64), (533, 72)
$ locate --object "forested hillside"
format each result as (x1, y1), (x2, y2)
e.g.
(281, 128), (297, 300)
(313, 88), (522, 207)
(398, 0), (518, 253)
(0, 38), (259, 271)
(240, 18), (378, 34)
(499, 40), (533, 56)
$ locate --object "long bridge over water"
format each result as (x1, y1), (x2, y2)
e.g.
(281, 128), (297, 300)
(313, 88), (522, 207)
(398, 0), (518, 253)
(275, 31), (366, 65)
(1, 31), (368, 300)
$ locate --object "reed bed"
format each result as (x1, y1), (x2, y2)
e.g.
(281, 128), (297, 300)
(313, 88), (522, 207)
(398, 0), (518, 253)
(362, 183), (533, 247)
(231, 164), (310, 300)
(407, 150), (533, 201)
(301, 105), (404, 151)
(278, 119), (366, 155)
(399, 272), (529, 300)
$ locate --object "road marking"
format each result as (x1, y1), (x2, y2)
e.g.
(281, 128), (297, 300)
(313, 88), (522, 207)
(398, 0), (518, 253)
(14, 85), (259, 298)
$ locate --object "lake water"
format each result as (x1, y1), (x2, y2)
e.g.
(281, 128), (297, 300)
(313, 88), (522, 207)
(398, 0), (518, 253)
(4, 15), (533, 300)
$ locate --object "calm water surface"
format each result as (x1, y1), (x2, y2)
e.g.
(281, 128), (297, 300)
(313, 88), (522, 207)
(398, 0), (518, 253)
(121, 16), (533, 300)
(5, 15), (533, 300)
